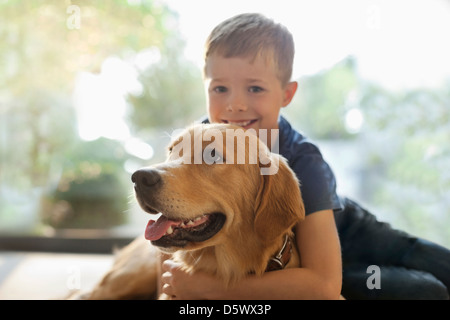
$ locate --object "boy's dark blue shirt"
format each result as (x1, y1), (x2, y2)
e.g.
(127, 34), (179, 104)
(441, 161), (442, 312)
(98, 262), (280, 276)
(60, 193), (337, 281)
(277, 115), (342, 215)
(201, 115), (343, 215)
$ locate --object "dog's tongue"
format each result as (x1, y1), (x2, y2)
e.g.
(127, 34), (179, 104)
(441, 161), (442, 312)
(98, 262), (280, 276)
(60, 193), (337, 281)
(145, 215), (180, 241)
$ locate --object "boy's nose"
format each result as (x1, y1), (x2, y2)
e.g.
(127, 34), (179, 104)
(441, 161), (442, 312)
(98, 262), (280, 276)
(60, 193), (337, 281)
(227, 103), (247, 112)
(227, 94), (248, 112)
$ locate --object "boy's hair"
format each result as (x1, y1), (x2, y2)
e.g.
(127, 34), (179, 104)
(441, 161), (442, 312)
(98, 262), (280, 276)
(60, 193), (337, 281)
(204, 13), (295, 86)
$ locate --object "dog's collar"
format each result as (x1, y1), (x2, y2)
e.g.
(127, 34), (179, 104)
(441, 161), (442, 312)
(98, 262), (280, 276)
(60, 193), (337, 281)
(265, 234), (292, 272)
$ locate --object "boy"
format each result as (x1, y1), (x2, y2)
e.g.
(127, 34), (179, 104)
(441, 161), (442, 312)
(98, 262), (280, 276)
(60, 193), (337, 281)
(160, 13), (450, 299)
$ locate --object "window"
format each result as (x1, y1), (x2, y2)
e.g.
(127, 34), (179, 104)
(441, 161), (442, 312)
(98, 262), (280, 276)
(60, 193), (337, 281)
(1, 0), (449, 253)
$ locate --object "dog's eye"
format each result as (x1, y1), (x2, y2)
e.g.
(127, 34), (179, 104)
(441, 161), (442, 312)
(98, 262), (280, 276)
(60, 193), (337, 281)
(203, 148), (223, 164)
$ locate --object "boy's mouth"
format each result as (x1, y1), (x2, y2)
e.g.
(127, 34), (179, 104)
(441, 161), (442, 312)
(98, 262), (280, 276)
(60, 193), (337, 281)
(222, 119), (257, 129)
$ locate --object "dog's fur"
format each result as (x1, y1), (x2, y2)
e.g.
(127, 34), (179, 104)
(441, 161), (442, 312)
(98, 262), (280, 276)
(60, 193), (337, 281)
(81, 124), (305, 300)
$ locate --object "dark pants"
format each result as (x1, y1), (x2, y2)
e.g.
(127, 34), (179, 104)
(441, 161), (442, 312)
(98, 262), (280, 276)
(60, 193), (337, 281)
(335, 198), (450, 300)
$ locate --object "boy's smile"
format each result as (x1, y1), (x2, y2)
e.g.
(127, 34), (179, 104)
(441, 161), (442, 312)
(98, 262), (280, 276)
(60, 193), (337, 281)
(204, 54), (297, 132)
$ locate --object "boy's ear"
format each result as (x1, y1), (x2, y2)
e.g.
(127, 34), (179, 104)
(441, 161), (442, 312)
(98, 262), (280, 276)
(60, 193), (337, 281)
(282, 81), (298, 107)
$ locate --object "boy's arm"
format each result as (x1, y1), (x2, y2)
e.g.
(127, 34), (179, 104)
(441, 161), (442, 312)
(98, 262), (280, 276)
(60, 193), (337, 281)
(293, 209), (342, 298)
(162, 209), (342, 299)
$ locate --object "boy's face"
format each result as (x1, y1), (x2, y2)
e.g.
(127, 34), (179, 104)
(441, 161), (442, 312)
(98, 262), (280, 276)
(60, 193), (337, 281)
(204, 54), (297, 132)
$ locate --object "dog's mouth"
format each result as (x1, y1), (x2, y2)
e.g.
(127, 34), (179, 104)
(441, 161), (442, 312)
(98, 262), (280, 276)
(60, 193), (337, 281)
(145, 212), (226, 248)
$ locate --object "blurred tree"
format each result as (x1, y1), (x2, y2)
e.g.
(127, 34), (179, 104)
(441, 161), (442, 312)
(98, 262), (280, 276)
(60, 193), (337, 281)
(0, 0), (179, 188)
(0, 0), (199, 232)
(360, 81), (450, 246)
(283, 56), (449, 246)
(283, 56), (359, 139)
(41, 138), (129, 229)
(126, 46), (205, 134)
(0, 0), (170, 195)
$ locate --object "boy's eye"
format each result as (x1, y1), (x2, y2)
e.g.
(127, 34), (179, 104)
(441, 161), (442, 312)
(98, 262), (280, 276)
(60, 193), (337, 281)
(249, 86), (264, 93)
(213, 86), (227, 93)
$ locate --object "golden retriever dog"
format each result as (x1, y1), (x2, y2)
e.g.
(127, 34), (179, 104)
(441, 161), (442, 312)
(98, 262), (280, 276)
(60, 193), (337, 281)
(81, 123), (305, 300)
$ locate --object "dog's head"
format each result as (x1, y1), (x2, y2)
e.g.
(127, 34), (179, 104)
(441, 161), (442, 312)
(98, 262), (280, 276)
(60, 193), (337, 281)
(132, 123), (305, 255)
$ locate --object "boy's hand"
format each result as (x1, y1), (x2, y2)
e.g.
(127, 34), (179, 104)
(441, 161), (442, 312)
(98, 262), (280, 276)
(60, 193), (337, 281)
(161, 259), (220, 300)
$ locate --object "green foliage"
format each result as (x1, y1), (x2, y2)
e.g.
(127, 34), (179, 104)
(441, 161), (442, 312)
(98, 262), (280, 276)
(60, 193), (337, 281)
(0, 0), (176, 87)
(283, 57), (358, 139)
(41, 138), (130, 229)
(284, 56), (449, 246)
(360, 81), (450, 245)
(0, 0), (179, 188)
(0, 1), (192, 231)
(0, 90), (77, 189)
(126, 49), (205, 133)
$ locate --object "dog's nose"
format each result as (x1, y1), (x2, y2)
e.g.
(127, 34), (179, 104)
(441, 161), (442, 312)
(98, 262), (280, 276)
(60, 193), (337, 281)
(132, 168), (162, 188)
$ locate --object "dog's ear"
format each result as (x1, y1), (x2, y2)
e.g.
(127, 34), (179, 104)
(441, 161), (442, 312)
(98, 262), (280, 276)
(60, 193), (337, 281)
(254, 155), (305, 242)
